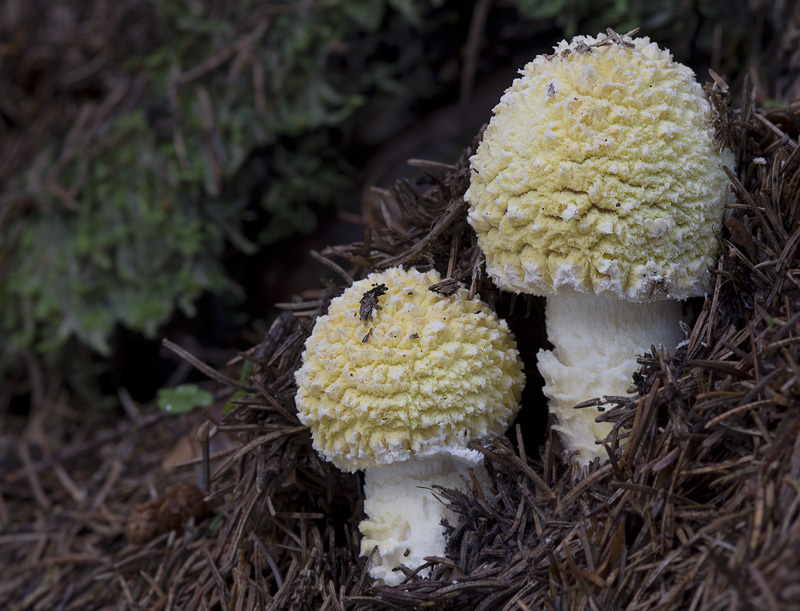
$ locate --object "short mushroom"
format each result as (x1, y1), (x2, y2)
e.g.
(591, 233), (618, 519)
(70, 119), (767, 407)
(465, 31), (734, 464)
(294, 266), (524, 584)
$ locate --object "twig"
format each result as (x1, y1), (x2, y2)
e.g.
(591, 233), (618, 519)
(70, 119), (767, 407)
(754, 113), (798, 150)
(407, 159), (457, 171)
(459, 0), (490, 109)
(162, 339), (254, 392)
(173, 19), (270, 86)
(310, 250), (354, 285)
(18, 441), (51, 511)
(379, 197), (467, 269)
(249, 532), (283, 588)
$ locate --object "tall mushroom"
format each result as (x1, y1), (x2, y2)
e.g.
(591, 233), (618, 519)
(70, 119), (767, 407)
(294, 266), (524, 585)
(465, 30), (734, 464)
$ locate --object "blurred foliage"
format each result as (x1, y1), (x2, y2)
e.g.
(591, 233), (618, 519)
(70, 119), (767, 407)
(0, 0), (448, 389)
(157, 383), (214, 414)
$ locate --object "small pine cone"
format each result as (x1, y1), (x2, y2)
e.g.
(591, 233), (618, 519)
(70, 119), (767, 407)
(125, 500), (163, 545)
(156, 482), (209, 532)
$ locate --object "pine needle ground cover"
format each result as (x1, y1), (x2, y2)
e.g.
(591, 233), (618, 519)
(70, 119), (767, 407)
(2, 65), (800, 611)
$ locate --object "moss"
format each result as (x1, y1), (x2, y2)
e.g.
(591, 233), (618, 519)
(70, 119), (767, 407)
(0, 0), (444, 395)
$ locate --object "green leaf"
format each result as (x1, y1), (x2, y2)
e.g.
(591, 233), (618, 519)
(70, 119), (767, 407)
(157, 384), (214, 414)
(222, 390), (246, 415)
(222, 360), (254, 414)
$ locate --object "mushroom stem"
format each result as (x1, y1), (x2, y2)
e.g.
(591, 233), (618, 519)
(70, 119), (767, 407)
(536, 294), (684, 464)
(359, 453), (490, 585)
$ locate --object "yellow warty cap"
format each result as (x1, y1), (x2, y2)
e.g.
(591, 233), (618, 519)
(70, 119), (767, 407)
(294, 267), (525, 472)
(466, 32), (734, 301)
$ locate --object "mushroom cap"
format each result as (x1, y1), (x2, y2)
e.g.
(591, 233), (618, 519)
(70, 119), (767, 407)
(465, 32), (734, 302)
(294, 266), (525, 472)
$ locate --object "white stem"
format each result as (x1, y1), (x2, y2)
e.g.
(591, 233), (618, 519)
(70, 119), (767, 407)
(359, 453), (490, 585)
(537, 294), (684, 464)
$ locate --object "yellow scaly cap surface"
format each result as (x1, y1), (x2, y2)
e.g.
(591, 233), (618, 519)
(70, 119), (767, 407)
(294, 267), (525, 472)
(466, 32), (733, 302)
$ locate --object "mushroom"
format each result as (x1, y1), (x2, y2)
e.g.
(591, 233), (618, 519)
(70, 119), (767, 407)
(464, 31), (734, 464)
(294, 266), (524, 584)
